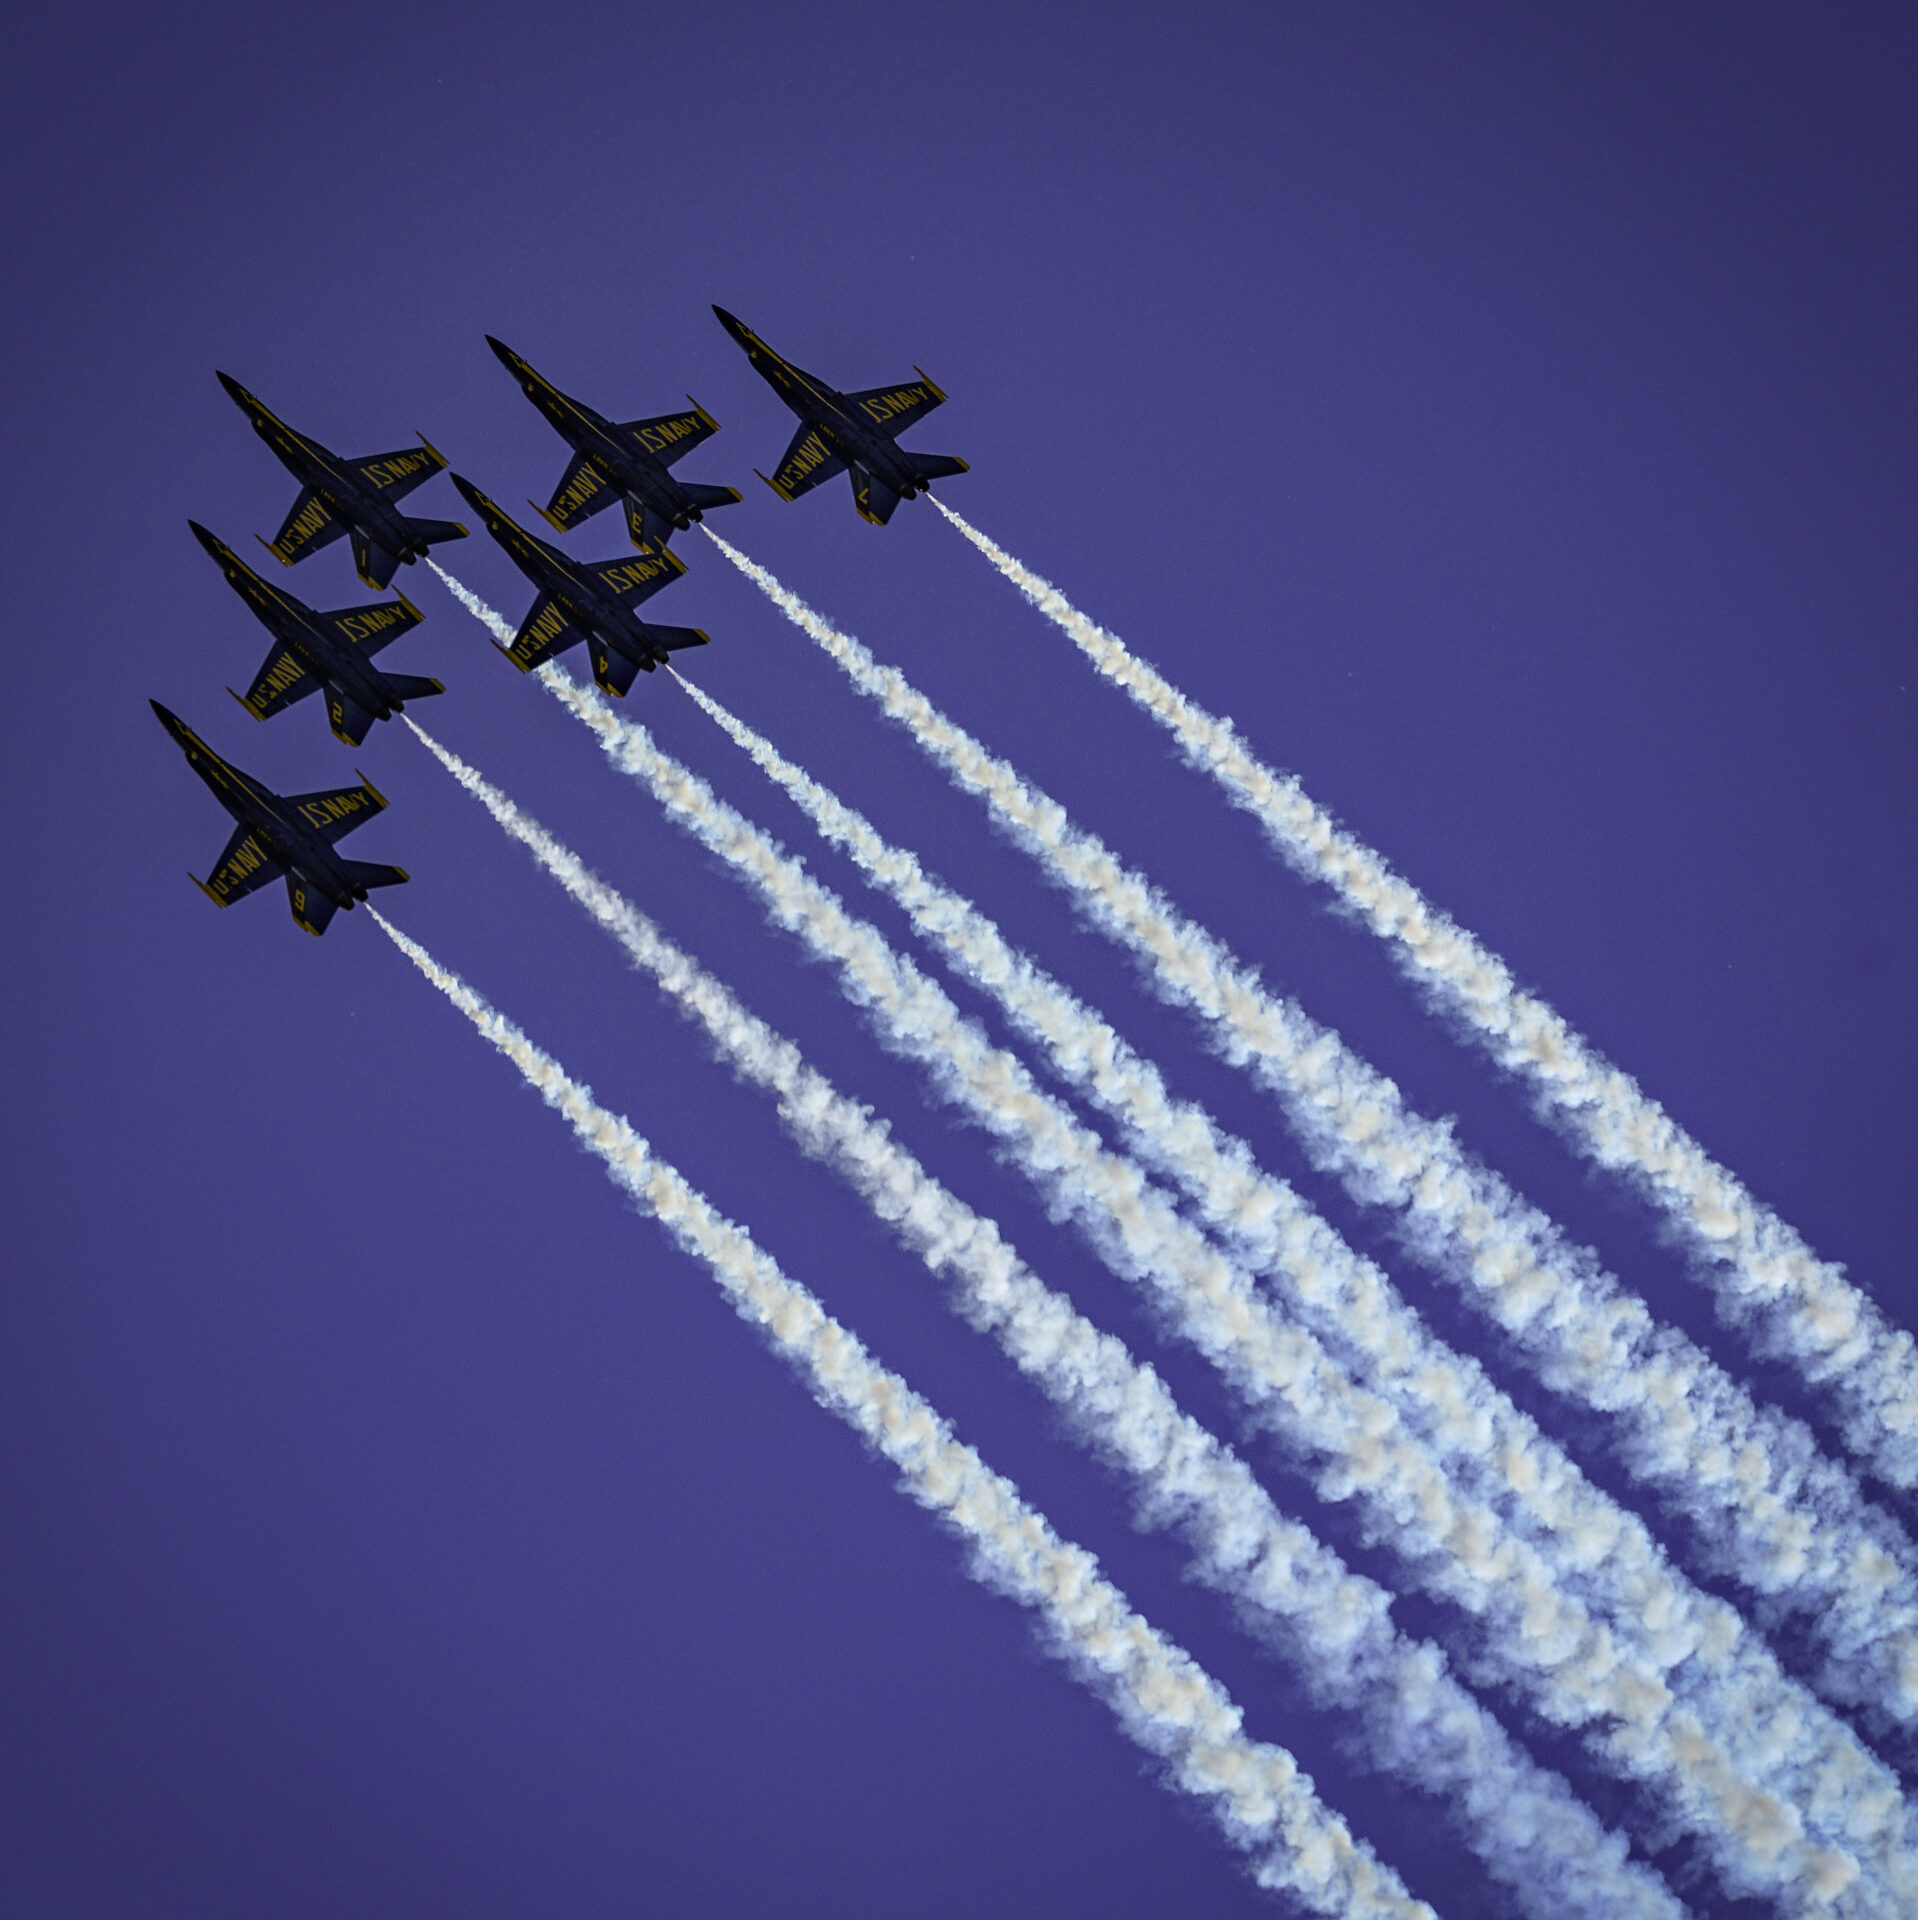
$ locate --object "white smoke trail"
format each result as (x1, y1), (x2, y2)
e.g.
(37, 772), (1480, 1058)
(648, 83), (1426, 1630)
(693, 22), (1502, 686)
(930, 501), (1917, 1493)
(404, 715), (1683, 1920)
(666, 670), (1918, 1753)
(430, 558), (517, 648)
(677, 542), (1918, 1910)
(484, 639), (1900, 1915)
(365, 907), (1434, 1920)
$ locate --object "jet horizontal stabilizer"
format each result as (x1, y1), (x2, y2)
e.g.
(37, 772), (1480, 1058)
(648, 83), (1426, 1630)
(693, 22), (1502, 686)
(339, 859), (409, 892)
(326, 690), (377, 747)
(287, 878), (339, 937)
(679, 481), (743, 512)
(380, 674), (444, 704)
(904, 452), (969, 483)
(645, 625), (711, 653)
(590, 641), (645, 699)
(852, 471), (903, 526)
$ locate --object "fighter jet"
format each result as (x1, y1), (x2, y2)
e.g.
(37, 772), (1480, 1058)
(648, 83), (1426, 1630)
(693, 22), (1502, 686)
(485, 336), (743, 551)
(450, 475), (709, 696)
(711, 307), (968, 526)
(216, 371), (468, 590)
(151, 701), (408, 937)
(190, 522), (444, 747)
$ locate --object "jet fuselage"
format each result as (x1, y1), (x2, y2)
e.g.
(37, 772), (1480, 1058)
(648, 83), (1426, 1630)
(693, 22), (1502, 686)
(191, 525), (418, 725)
(218, 374), (438, 565)
(456, 480), (683, 675)
(486, 338), (708, 534)
(154, 704), (372, 914)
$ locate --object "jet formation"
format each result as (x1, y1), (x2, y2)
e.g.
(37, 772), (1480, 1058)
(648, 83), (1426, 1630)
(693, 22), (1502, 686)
(161, 315), (967, 930)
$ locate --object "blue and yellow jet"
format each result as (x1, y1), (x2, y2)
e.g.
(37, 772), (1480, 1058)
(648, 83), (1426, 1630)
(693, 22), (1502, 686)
(216, 371), (468, 591)
(712, 306), (968, 526)
(152, 703), (408, 937)
(450, 476), (710, 696)
(486, 337), (742, 551)
(190, 523), (443, 747)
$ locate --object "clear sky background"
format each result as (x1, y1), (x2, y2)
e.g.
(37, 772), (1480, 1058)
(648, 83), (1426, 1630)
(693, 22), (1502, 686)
(3, 6), (1913, 1916)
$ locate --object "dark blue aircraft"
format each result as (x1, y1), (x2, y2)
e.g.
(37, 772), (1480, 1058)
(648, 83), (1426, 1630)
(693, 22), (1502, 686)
(190, 522), (443, 746)
(711, 307), (968, 526)
(485, 336), (742, 550)
(216, 372), (468, 590)
(450, 476), (709, 696)
(152, 702), (407, 936)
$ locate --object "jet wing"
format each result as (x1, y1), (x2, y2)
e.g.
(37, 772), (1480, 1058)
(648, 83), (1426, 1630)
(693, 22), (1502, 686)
(321, 594), (423, 655)
(506, 592), (581, 673)
(285, 778), (388, 844)
(843, 375), (947, 438)
(194, 824), (286, 906)
(587, 545), (685, 606)
(350, 441), (446, 502)
(266, 486), (347, 565)
(762, 424), (846, 502)
(622, 404), (718, 467)
(235, 646), (320, 720)
(539, 452), (617, 532)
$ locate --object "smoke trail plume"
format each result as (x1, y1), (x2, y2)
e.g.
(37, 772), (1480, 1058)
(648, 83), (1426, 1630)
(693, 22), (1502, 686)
(673, 540), (1918, 1912)
(930, 501), (1917, 1492)
(463, 632), (1899, 1913)
(667, 669), (1918, 1755)
(366, 908), (1435, 1920)
(405, 715), (1682, 1920)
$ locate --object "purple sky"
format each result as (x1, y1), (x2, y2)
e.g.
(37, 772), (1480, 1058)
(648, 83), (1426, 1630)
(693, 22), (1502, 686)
(5, 6), (1914, 1915)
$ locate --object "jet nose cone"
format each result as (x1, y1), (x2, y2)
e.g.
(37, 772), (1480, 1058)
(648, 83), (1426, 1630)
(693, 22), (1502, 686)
(711, 305), (746, 339)
(448, 472), (488, 513)
(150, 698), (183, 732)
(215, 369), (249, 405)
(484, 334), (516, 365)
(186, 519), (221, 554)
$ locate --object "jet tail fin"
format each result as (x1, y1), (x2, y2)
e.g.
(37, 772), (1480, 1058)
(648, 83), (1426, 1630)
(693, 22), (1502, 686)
(381, 674), (444, 704)
(340, 859), (410, 893)
(903, 452), (969, 484)
(680, 482), (743, 513)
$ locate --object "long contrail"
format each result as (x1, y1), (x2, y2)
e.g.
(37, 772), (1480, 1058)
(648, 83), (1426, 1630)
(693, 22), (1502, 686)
(667, 668), (1918, 1755)
(365, 908), (1435, 1920)
(428, 557), (1902, 1917)
(403, 716), (1684, 1920)
(696, 535), (1918, 1736)
(436, 566), (1912, 1913)
(929, 500), (1916, 1492)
